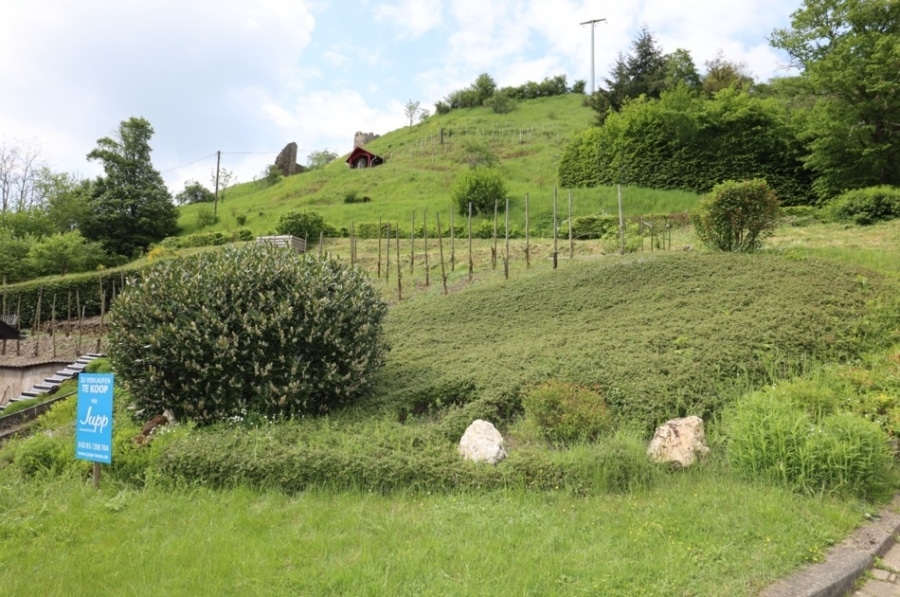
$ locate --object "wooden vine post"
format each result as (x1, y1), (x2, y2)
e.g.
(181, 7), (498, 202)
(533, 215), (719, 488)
(491, 199), (498, 270)
(436, 213), (448, 295)
(409, 212), (415, 274)
(450, 208), (456, 272)
(32, 287), (43, 358)
(525, 193), (531, 269)
(504, 198), (510, 280)
(385, 223), (391, 283)
(51, 294), (57, 358)
(395, 223), (402, 301)
(568, 189), (574, 259)
(377, 217), (383, 278)
(553, 187), (559, 270)
(423, 210), (430, 287)
(467, 203), (474, 282)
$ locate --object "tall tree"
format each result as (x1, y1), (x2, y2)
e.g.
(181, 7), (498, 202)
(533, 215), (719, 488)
(664, 48), (702, 92)
(82, 117), (178, 257)
(593, 27), (668, 122)
(0, 142), (44, 213)
(771, 0), (900, 200)
(404, 100), (421, 127)
(702, 50), (755, 96)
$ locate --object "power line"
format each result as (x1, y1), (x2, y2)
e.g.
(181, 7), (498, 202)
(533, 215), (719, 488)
(160, 150), (278, 174)
(160, 152), (217, 174)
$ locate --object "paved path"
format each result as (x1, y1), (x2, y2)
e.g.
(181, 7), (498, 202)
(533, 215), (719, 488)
(854, 541), (900, 597)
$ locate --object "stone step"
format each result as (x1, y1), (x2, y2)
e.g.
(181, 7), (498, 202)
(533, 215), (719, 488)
(46, 375), (69, 384)
(19, 389), (44, 398)
(33, 382), (59, 392)
(55, 369), (78, 378)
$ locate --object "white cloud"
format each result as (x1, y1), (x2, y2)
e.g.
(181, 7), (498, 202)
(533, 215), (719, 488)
(374, 0), (444, 39)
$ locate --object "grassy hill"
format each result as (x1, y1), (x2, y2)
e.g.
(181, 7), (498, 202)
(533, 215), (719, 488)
(177, 95), (699, 237)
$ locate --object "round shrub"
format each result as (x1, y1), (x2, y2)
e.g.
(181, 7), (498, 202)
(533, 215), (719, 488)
(109, 245), (388, 425)
(523, 381), (611, 445)
(276, 209), (330, 240)
(825, 186), (900, 225)
(693, 179), (780, 252)
(451, 168), (508, 216)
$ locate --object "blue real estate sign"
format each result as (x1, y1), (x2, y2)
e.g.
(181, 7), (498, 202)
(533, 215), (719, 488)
(75, 373), (114, 464)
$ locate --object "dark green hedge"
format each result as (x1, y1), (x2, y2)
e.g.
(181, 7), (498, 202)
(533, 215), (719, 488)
(1, 266), (140, 327)
(558, 88), (814, 205)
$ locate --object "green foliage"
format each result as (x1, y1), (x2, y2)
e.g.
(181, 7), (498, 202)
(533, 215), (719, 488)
(457, 140), (499, 169)
(484, 90), (517, 114)
(522, 381), (612, 445)
(82, 117), (179, 257)
(594, 27), (669, 121)
(11, 433), (72, 478)
(771, 0), (900, 200)
(108, 244), (389, 424)
(725, 390), (894, 500)
(259, 165), (283, 187)
(374, 253), (888, 432)
(26, 231), (107, 277)
(569, 214), (619, 239)
(276, 209), (331, 240)
(693, 179), (780, 252)
(0, 267), (129, 325)
(0, 229), (34, 283)
(194, 206), (219, 228)
(559, 88), (814, 205)
(451, 168), (508, 216)
(159, 228), (253, 249)
(825, 186), (900, 225)
(306, 149), (339, 170)
(1, 398), (40, 416)
(174, 180), (215, 205)
(702, 50), (754, 96)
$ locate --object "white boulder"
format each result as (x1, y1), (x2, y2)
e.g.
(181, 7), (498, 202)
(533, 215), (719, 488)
(646, 415), (710, 468)
(458, 419), (507, 464)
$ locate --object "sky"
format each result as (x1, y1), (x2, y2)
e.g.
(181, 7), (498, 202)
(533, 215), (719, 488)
(0, 0), (801, 195)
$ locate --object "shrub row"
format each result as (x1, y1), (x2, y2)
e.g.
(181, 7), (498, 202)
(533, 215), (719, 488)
(1, 266), (132, 325)
(824, 186), (900, 225)
(158, 228), (254, 250)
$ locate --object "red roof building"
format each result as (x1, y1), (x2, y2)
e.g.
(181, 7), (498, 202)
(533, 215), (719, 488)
(345, 146), (384, 169)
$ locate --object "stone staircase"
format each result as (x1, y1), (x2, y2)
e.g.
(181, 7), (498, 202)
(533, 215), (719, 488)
(0, 353), (105, 412)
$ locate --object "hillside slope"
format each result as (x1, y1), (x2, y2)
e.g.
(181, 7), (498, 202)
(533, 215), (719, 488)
(177, 95), (698, 237)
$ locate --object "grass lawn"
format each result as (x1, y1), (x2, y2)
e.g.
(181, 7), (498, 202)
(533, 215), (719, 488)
(0, 469), (864, 596)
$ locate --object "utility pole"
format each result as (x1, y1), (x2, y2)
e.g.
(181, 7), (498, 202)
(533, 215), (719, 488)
(580, 18), (607, 94)
(213, 150), (221, 216)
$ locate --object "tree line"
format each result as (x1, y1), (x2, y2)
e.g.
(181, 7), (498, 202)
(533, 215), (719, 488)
(561, 0), (900, 205)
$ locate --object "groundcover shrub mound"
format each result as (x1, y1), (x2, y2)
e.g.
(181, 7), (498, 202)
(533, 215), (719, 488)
(109, 244), (388, 424)
(372, 252), (894, 432)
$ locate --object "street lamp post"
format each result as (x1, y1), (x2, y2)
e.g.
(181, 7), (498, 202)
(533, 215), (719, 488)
(580, 18), (607, 94)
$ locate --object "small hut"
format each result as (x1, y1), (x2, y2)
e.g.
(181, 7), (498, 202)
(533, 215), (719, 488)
(0, 319), (21, 340)
(345, 146), (384, 169)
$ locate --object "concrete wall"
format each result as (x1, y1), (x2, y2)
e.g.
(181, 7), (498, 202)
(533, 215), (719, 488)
(0, 363), (67, 407)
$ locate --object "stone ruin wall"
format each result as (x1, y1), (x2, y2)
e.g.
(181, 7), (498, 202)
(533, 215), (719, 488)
(354, 131), (380, 147)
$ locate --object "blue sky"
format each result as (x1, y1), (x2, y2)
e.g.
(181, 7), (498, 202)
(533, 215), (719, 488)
(0, 0), (800, 194)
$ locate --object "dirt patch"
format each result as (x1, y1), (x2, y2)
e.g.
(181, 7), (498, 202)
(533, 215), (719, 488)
(0, 317), (105, 367)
